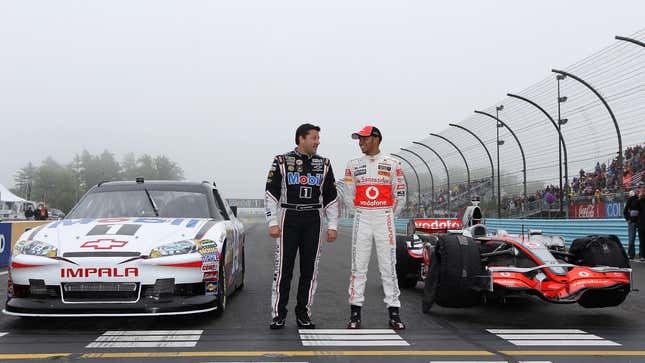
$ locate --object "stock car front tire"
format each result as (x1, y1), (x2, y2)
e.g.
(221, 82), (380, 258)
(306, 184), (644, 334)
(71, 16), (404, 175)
(215, 249), (227, 317)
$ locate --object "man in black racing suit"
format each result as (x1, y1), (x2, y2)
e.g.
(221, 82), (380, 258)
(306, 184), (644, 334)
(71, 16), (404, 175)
(265, 123), (338, 330)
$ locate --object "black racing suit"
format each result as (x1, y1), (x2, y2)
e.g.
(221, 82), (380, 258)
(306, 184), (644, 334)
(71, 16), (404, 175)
(265, 149), (338, 319)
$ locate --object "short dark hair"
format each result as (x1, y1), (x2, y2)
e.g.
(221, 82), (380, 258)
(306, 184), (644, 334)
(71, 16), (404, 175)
(295, 123), (321, 145)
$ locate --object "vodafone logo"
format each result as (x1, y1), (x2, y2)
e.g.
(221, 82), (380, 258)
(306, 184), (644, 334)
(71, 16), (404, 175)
(578, 271), (590, 277)
(365, 186), (380, 200)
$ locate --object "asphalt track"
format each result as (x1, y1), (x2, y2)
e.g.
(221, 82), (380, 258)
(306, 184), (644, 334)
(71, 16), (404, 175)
(0, 219), (644, 363)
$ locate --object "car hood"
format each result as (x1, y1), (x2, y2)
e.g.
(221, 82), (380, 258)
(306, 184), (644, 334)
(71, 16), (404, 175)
(29, 217), (222, 255)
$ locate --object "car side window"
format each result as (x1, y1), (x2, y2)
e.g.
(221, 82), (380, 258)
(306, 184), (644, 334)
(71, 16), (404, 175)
(213, 189), (229, 220)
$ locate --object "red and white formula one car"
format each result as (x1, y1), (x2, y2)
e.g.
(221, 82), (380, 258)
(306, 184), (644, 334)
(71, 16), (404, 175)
(418, 203), (632, 312)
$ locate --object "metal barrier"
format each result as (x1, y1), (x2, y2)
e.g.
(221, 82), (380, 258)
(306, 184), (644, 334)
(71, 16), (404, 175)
(339, 218), (637, 254)
(486, 218), (636, 253)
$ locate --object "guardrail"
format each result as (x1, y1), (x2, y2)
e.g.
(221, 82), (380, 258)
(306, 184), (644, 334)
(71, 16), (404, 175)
(339, 217), (637, 255)
(485, 218), (633, 251)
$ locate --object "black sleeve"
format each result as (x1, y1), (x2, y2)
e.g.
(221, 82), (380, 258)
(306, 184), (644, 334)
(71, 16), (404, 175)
(322, 161), (337, 207)
(264, 156), (283, 226)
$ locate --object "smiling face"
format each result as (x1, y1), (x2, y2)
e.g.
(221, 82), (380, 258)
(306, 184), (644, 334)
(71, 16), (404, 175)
(298, 129), (320, 155)
(358, 135), (380, 155)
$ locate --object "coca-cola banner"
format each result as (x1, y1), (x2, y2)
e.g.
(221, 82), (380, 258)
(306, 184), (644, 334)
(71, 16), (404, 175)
(569, 203), (606, 219)
(414, 219), (463, 231)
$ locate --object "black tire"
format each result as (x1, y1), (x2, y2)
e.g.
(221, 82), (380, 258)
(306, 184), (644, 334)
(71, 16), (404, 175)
(395, 235), (421, 289)
(570, 235), (630, 268)
(236, 243), (245, 291)
(215, 249), (227, 316)
(578, 285), (630, 308)
(570, 235), (630, 308)
(422, 234), (483, 312)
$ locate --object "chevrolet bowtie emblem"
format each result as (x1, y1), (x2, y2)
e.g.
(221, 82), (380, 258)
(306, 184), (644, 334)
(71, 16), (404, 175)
(80, 239), (128, 250)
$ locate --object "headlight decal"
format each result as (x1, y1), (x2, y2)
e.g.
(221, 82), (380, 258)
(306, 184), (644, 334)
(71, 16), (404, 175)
(13, 240), (58, 257)
(149, 240), (197, 258)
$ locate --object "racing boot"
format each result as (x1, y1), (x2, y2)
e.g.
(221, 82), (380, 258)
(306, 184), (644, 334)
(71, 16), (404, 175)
(347, 305), (361, 329)
(269, 316), (286, 330)
(296, 312), (316, 329)
(387, 306), (405, 330)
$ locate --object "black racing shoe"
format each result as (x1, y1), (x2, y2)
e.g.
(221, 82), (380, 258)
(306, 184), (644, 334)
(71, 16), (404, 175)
(269, 316), (286, 330)
(388, 307), (405, 330)
(347, 305), (362, 329)
(296, 313), (316, 329)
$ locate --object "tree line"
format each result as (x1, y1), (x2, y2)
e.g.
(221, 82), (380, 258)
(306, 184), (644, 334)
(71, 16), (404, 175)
(11, 150), (184, 212)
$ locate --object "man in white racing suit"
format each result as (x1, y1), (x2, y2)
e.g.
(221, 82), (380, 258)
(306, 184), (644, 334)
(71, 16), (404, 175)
(343, 125), (407, 330)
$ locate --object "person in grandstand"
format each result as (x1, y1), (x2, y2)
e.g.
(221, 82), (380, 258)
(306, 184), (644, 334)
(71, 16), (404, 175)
(343, 125), (407, 330)
(637, 183), (645, 261)
(264, 123), (338, 330)
(624, 189), (639, 260)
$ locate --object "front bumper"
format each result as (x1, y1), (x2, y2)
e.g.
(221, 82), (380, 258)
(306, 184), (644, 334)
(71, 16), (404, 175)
(4, 282), (219, 317)
(5, 252), (221, 317)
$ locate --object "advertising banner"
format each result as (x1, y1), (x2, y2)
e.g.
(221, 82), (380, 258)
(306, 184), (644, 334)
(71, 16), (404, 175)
(569, 203), (606, 219)
(604, 202), (624, 219)
(0, 223), (11, 267)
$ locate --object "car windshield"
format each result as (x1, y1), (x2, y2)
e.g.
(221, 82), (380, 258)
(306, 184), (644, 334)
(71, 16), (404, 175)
(66, 190), (212, 219)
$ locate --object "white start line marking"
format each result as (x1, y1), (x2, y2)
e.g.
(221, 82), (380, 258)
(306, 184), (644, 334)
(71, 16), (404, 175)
(487, 329), (620, 346)
(299, 329), (409, 347)
(86, 330), (204, 348)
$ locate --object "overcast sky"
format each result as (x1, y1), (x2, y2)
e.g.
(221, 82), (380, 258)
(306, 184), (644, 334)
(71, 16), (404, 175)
(1, 1), (644, 198)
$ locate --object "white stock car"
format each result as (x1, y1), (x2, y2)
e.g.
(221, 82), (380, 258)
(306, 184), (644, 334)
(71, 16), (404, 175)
(4, 180), (245, 317)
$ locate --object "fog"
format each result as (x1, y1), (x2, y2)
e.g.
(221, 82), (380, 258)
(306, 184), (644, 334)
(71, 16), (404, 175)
(1, 1), (643, 198)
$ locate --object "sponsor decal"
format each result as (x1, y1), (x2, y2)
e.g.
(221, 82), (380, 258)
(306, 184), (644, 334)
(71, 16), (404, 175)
(354, 168), (367, 176)
(378, 170), (391, 176)
(296, 167), (303, 173)
(312, 158), (323, 164)
(312, 165), (323, 172)
(579, 271), (590, 277)
(201, 262), (218, 272)
(345, 169), (352, 176)
(203, 271), (219, 281)
(288, 165), (295, 172)
(205, 281), (218, 295)
(414, 219), (462, 231)
(365, 186), (380, 200)
(287, 172), (323, 186)
(343, 177), (353, 182)
(378, 164), (391, 171)
(396, 191), (405, 197)
(80, 239), (128, 250)
(387, 216), (394, 245)
(396, 184), (406, 190)
(525, 241), (540, 248)
(396, 169), (403, 176)
(60, 267), (139, 278)
(296, 159), (303, 166)
(199, 240), (219, 263)
(356, 176), (389, 184)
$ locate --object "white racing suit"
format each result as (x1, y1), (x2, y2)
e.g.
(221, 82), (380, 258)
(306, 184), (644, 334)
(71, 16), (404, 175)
(343, 153), (406, 307)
